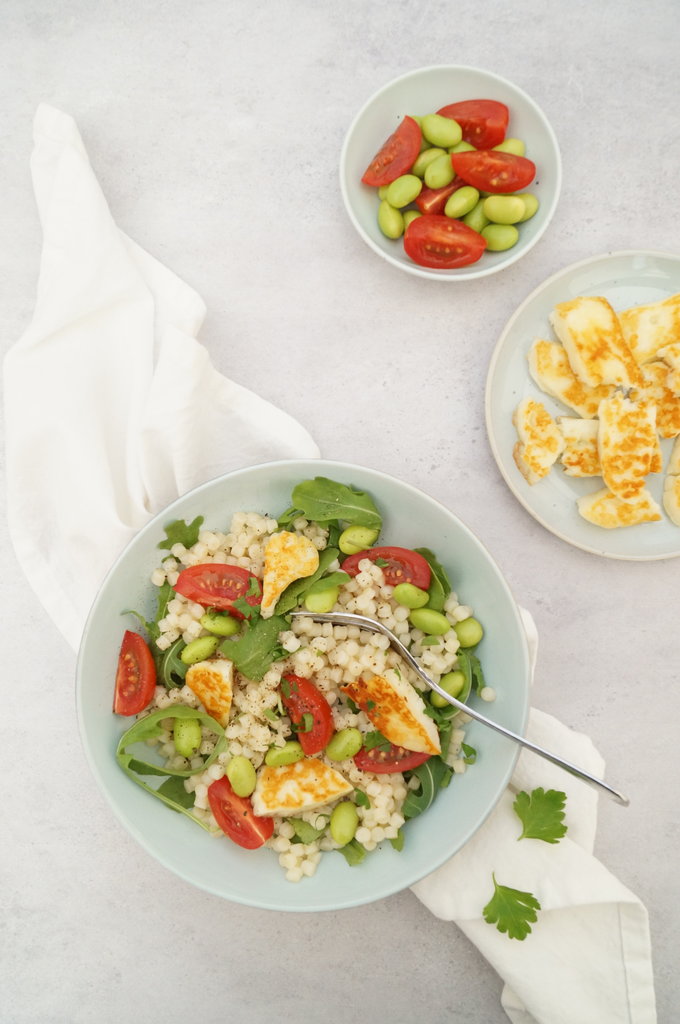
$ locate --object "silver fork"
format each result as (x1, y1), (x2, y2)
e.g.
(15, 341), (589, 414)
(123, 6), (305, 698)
(291, 609), (629, 806)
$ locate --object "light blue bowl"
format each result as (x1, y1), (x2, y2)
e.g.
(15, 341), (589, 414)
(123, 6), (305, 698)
(76, 460), (530, 912)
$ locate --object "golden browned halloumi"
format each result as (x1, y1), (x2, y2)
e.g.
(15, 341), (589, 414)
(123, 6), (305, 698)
(657, 342), (680, 396)
(668, 436), (680, 476)
(528, 339), (613, 418)
(251, 758), (353, 816)
(597, 395), (662, 502)
(341, 669), (441, 756)
(260, 530), (320, 618)
(557, 417), (601, 477)
(549, 296), (643, 388)
(185, 659), (233, 727)
(663, 475), (680, 526)
(618, 292), (680, 364)
(577, 487), (662, 528)
(512, 398), (564, 484)
(629, 362), (680, 439)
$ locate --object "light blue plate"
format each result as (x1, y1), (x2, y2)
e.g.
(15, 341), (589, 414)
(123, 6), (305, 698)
(76, 460), (531, 912)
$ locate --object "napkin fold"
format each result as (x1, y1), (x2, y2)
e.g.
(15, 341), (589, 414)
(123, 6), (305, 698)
(4, 106), (657, 1024)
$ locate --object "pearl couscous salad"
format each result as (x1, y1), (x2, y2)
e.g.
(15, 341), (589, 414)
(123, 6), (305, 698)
(114, 476), (493, 882)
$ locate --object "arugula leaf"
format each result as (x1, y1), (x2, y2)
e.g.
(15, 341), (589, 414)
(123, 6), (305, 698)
(289, 478), (382, 530)
(402, 757), (453, 820)
(389, 830), (405, 852)
(415, 547), (451, 612)
(336, 838), (368, 866)
(275, 547), (340, 615)
(513, 788), (567, 844)
(303, 570), (350, 597)
(288, 818), (326, 844)
(123, 580), (174, 647)
(483, 874), (541, 940)
(116, 706), (226, 779)
(456, 649), (486, 695)
(156, 775), (196, 810)
(362, 730), (391, 752)
(219, 615), (288, 680)
(158, 516), (204, 551)
(158, 637), (189, 689)
(276, 505), (301, 527)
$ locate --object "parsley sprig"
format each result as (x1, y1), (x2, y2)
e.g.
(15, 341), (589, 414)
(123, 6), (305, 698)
(483, 875), (541, 941)
(513, 787), (567, 844)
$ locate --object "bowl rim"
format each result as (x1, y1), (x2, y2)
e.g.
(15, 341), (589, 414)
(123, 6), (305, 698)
(339, 63), (563, 281)
(75, 458), (532, 911)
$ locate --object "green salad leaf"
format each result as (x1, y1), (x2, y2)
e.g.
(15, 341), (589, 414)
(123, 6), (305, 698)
(157, 516), (204, 551)
(274, 547), (340, 615)
(336, 838), (368, 866)
(402, 757), (453, 820)
(483, 874), (541, 940)
(304, 570), (350, 596)
(456, 649), (487, 695)
(288, 818), (326, 844)
(220, 615), (288, 680)
(414, 547), (451, 612)
(513, 788), (568, 844)
(289, 477), (382, 530)
(157, 636), (189, 689)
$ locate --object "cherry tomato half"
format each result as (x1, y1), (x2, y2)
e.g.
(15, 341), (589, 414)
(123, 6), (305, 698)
(341, 546), (431, 589)
(207, 776), (274, 849)
(114, 630), (156, 716)
(436, 99), (509, 149)
(173, 563), (262, 618)
(354, 743), (430, 775)
(450, 150), (536, 194)
(281, 674), (334, 755)
(361, 115), (422, 187)
(415, 178), (466, 216)
(403, 215), (486, 270)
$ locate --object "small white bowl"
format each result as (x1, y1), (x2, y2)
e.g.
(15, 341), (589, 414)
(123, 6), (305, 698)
(340, 65), (562, 281)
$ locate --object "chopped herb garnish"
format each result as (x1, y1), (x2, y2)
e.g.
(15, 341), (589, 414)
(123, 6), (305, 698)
(462, 742), (477, 764)
(299, 712), (314, 733)
(157, 516), (204, 551)
(353, 789), (370, 809)
(362, 730), (392, 752)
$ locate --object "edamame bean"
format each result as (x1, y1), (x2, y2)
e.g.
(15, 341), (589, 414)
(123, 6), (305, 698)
(430, 670), (467, 708)
(482, 195), (526, 225)
(378, 200), (404, 239)
(444, 185), (480, 219)
(385, 174), (422, 209)
(454, 616), (484, 647)
(173, 717), (202, 758)
(200, 611), (240, 637)
(226, 755), (257, 797)
(513, 192), (539, 222)
(325, 727), (363, 762)
(463, 199), (490, 233)
(180, 635), (220, 665)
(481, 223), (519, 251)
(493, 137), (526, 156)
(403, 210), (422, 229)
(378, 184), (390, 200)
(449, 140), (476, 153)
(411, 147), (447, 178)
(408, 607), (451, 635)
(393, 582), (429, 609)
(424, 153), (455, 189)
(421, 113), (462, 149)
(304, 586), (340, 614)
(330, 801), (359, 845)
(338, 525), (380, 555)
(265, 741), (304, 767)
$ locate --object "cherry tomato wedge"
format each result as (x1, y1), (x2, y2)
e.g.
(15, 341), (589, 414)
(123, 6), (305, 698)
(436, 99), (509, 149)
(280, 674), (334, 755)
(450, 150), (536, 194)
(354, 743), (430, 775)
(341, 546), (431, 589)
(403, 215), (486, 270)
(361, 115), (422, 187)
(415, 178), (466, 215)
(207, 776), (273, 849)
(173, 563), (262, 618)
(114, 630), (156, 716)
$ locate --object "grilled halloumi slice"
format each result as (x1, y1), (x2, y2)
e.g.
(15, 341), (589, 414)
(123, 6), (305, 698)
(629, 361), (680, 439)
(663, 475), (680, 526)
(251, 758), (353, 817)
(657, 343), (680, 396)
(577, 487), (662, 529)
(528, 339), (613, 418)
(341, 669), (441, 756)
(185, 659), (233, 727)
(260, 530), (320, 618)
(512, 398), (564, 484)
(668, 436), (680, 476)
(549, 296), (643, 388)
(618, 292), (680, 365)
(557, 417), (601, 477)
(597, 395), (662, 502)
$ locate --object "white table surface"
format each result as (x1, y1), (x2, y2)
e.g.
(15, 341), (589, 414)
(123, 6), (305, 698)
(2, 2), (678, 1022)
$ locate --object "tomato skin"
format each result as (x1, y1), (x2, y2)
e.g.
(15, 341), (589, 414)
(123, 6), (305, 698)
(173, 563), (261, 618)
(361, 116), (422, 186)
(207, 776), (274, 849)
(415, 178), (466, 215)
(341, 546), (432, 589)
(403, 215), (486, 270)
(436, 99), (509, 149)
(281, 674), (334, 755)
(354, 744), (430, 775)
(114, 630), (157, 716)
(450, 150), (536, 194)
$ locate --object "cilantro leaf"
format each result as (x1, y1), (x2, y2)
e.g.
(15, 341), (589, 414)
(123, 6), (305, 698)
(483, 874), (541, 940)
(157, 516), (204, 551)
(513, 788), (567, 844)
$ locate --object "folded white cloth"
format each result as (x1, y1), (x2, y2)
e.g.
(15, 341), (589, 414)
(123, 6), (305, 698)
(3, 104), (319, 650)
(4, 106), (657, 1024)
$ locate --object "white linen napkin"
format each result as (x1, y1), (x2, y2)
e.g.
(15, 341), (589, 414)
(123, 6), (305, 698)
(4, 106), (657, 1024)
